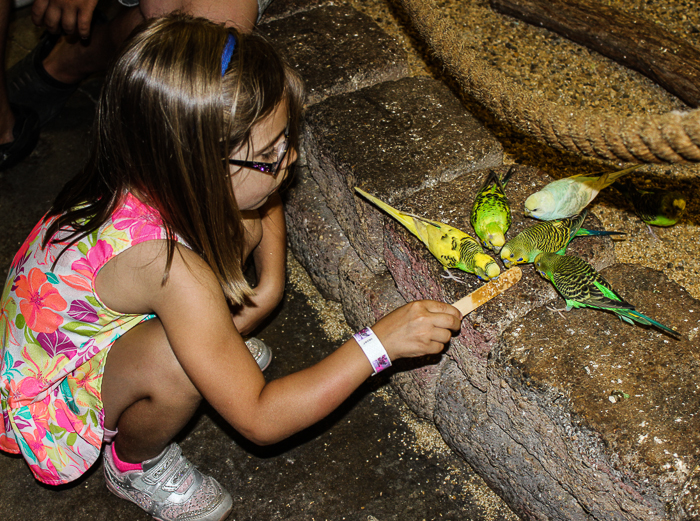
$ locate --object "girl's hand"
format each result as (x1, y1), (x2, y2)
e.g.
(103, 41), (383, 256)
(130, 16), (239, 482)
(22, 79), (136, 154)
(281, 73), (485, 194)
(370, 300), (462, 361)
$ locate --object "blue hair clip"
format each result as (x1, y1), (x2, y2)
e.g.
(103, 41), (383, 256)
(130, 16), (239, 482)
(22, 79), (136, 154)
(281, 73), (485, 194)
(221, 33), (236, 77)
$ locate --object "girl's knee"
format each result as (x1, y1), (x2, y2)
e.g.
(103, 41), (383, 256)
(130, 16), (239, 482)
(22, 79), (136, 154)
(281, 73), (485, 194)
(103, 318), (200, 421)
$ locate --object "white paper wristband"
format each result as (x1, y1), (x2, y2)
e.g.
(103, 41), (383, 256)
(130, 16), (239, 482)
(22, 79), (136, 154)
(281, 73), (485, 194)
(353, 327), (391, 375)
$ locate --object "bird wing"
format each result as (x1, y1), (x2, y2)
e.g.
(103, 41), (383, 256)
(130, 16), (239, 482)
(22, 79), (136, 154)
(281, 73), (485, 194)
(410, 214), (480, 269)
(549, 259), (632, 310)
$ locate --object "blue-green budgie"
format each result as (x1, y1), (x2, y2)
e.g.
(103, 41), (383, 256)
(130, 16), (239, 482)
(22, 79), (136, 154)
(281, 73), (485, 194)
(534, 252), (680, 338)
(500, 211), (623, 268)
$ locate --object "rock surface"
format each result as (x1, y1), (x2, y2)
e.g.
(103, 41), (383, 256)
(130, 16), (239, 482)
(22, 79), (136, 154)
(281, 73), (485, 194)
(263, 5), (410, 105)
(284, 164), (350, 301)
(270, 1), (700, 519)
(303, 75), (503, 273)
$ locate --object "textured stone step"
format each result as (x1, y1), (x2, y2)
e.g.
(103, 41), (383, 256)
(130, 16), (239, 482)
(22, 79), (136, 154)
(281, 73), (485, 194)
(262, 5), (410, 105)
(273, 2), (700, 519)
(303, 75), (504, 274)
(284, 163), (350, 301)
(440, 264), (700, 520)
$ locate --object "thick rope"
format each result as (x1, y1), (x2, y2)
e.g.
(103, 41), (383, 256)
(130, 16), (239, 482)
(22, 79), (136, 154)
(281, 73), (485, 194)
(398, 0), (700, 164)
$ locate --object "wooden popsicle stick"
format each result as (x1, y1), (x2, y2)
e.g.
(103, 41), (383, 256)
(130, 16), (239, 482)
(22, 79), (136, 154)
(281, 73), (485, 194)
(452, 266), (522, 317)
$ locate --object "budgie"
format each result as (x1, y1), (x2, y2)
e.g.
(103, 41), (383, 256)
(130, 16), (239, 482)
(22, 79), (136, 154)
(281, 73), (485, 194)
(616, 179), (686, 227)
(500, 211), (623, 268)
(470, 167), (514, 253)
(524, 164), (641, 220)
(533, 252), (680, 338)
(355, 187), (500, 281)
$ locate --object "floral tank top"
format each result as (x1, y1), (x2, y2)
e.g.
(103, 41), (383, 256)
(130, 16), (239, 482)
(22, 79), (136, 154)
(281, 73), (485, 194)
(0, 193), (177, 485)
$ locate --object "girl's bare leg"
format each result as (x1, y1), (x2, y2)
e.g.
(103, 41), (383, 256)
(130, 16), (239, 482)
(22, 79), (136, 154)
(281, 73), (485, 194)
(101, 317), (202, 464)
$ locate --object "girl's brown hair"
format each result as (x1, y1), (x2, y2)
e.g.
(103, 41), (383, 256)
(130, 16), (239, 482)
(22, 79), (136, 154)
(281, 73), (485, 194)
(44, 13), (305, 304)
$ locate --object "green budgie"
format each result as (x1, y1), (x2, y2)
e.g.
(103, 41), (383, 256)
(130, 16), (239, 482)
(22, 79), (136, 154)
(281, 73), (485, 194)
(616, 179), (686, 227)
(500, 211), (623, 268)
(470, 167), (514, 253)
(355, 187), (500, 281)
(533, 252), (680, 338)
(524, 164), (641, 220)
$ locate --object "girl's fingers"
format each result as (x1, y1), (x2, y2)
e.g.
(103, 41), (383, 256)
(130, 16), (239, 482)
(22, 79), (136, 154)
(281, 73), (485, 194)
(421, 299), (462, 319)
(430, 326), (455, 346)
(419, 301), (462, 332)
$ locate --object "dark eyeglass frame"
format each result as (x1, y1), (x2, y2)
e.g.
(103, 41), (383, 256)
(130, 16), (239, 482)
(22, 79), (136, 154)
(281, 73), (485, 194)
(228, 127), (290, 177)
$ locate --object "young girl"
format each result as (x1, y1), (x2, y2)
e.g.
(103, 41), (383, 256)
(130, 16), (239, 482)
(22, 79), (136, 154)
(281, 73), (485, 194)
(0, 13), (461, 521)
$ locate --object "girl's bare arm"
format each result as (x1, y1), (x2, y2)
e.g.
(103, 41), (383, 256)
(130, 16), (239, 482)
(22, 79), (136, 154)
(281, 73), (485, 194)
(96, 240), (461, 446)
(233, 193), (287, 335)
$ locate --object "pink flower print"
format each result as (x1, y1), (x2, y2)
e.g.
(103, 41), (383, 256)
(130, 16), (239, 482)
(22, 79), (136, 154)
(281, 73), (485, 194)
(112, 194), (164, 244)
(14, 268), (67, 334)
(5, 376), (44, 408)
(0, 418), (20, 452)
(54, 400), (77, 432)
(22, 429), (48, 463)
(28, 461), (59, 483)
(58, 274), (92, 292)
(81, 424), (101, 449)
(71, 240), (114, 280)
(73, 368), (101, 403)
(29, 399), (50, 438)
(37, 330), (77, 359)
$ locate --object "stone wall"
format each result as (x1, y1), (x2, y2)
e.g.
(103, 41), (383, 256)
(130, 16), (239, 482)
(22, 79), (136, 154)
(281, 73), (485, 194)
(264, 2), (700, 519)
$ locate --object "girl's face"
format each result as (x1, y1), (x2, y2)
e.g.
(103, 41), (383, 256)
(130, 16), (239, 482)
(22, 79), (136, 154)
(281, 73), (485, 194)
(229, 101), (297, 210)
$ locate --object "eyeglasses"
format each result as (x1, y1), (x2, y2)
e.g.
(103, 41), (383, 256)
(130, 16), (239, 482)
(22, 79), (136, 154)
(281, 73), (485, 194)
(228, 128), (290, 177)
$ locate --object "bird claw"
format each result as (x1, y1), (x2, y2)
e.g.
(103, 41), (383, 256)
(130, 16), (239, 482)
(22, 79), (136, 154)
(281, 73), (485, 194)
(546, 305), (568, 320)
(645, 223), (661, 241)
(441, 269), (466, 284)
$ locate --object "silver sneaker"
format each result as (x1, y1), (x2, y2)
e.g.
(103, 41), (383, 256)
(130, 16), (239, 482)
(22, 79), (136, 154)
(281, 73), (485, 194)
(104, 442), (232, 521)
(245, 337), (272, 371)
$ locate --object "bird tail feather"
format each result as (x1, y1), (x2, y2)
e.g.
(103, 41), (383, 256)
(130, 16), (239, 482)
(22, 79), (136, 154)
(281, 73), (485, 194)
(599, 164), (643, 188)
(501, 165), (515, 187)
(355, 187), (420, 237)
(618, 308), (680, 338)
(575, 229), (626, 237)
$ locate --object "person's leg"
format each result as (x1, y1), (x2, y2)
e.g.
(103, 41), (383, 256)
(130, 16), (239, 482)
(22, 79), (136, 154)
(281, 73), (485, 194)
(42, 0), (260, 85)
(101, 318), (233, 521)
(0, 0), (40, 169)
(43, 5), (143, 84)
(101, 317), (202, 464)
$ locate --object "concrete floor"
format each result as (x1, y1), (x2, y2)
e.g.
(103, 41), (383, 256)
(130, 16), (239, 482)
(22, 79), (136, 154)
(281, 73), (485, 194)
(0, 7), (517, 521)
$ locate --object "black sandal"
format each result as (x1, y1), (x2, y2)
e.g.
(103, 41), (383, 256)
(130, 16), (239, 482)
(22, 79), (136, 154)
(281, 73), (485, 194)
(0, 103), (40, 171)
(6, 33), (80, 126)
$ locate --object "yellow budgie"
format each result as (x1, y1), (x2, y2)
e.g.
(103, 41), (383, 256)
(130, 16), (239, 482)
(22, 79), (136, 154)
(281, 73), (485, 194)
(355, 187), (500, 281)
